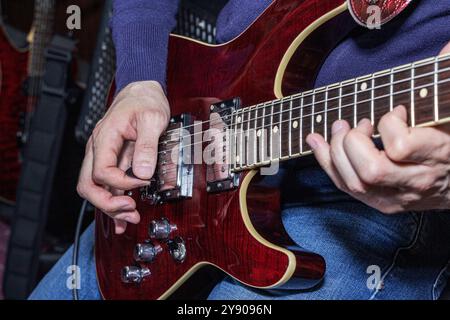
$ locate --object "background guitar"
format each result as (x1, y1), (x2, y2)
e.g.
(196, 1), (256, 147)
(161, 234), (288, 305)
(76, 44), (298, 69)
(0, 0), (54, 204)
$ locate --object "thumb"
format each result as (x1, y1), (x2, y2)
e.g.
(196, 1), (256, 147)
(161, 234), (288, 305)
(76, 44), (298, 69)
(132, 113), (164, 180)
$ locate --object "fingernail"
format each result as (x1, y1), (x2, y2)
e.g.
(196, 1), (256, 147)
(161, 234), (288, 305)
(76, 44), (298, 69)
(306, 136), (318, 150)
(332, 121), (344, 134)
(134, 163), (153, 178)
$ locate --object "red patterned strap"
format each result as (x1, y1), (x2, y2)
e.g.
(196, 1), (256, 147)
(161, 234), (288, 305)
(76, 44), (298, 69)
(348, 0), (414, 29)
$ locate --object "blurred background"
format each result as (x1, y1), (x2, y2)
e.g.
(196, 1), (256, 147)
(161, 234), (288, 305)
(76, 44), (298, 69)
(0, 0), (226, 300)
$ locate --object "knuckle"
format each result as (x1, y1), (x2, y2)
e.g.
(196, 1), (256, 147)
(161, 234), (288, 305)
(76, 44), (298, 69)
(102, 203), (117, 215)
(343, 129), (358, 145)
(378, 112), (394, 130)
(92, 167), (107, 184)
(378, 205), (400, 215)
(363, 161), (386, 185)
(335, 181), (346, 192)
(346, 181), (366, 195)
(386, 136), (411, 161)
(76, 182), (86, 198)
(412, 174), (435, 193)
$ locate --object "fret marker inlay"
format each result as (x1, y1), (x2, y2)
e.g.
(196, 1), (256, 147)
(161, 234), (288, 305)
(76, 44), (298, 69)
(360, 82), (368, 91)
(420, 88), (428, 98)
(316, 114), (322, 123)
(292, 120), (298, 129)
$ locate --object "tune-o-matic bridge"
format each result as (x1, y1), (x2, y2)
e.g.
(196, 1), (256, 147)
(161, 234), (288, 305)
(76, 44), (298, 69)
(140, 114), (194, 203)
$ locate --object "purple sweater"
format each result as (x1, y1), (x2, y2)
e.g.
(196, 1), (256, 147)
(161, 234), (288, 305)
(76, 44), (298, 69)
(112, 0), (450, 92)
(112, 0), (271, 92)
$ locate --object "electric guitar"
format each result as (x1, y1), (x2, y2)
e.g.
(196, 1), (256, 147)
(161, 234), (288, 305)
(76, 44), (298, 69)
(95, 0), (450, 299)
(0, 0), (55, 204)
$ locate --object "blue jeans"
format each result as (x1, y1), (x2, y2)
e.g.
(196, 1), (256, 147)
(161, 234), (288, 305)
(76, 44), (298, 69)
(29, 166), (450, 300)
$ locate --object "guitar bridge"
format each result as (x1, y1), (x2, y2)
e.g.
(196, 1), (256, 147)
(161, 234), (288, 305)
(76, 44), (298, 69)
(140, 114), (194, 203)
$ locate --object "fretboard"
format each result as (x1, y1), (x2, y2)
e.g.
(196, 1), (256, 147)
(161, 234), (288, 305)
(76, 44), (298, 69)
(230, 53), (450, 171)
(28, 0), (55, 78)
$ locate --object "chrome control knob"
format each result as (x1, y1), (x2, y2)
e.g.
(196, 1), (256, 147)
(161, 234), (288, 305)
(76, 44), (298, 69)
(134, 242), (162, 262)
(168, 237), (186, 263)
(149, 217), (177, 240)
(121, 266), (151, 284)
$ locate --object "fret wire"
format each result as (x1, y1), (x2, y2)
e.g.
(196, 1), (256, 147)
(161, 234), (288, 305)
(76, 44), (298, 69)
(279, 99), (283, 160)
(246, 107), (252, 166)
(234, 109), (239, 170)
(254, 105), (258, 165)
(354, 81), (358, 127)
(300, 94), (304, 154)
(324, 88), (328, 142)
(411, 66), (416, 127)
(262, 102), (266, 162)
(288, 98), (293, 156)
(338, 85), (342, 120)
(390, 69), (394, 111)
(311, 92), (315, 134)
(230, 110), (236, 170)
(270, 100), (274, 161)
(371, 75), (375, 125)
(434, 57), (439, 122)
(240, 109), (245, 167)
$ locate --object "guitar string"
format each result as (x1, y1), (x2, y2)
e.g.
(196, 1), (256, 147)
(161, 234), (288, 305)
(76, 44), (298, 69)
(159, 91), (450, 182)
(158, 54), (450, 138)
(156, 74), (450, 157)
(157, 61), (450, 148)
(155, 78), (450, 180)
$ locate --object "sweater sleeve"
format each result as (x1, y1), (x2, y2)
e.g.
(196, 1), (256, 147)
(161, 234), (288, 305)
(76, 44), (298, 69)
(112, 0), (180, 93)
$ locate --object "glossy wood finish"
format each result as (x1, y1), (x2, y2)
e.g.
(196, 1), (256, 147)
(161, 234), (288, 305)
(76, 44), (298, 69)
(96, 0), (354, 299)
(0, 25), (28, 203)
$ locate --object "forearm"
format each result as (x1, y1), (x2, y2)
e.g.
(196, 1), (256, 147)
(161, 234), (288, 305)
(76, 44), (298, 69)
(112, 0), (180, 93)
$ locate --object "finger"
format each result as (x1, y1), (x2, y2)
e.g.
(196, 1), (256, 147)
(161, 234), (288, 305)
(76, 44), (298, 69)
(77, 142), (137, 216)
(378, 106), (449, 164)
(344, 119), (399, 186)
(114, 219), (127, 235)
(109, 142), (141, 230)
(440, 41), (450, 55)
(118, 141), (135, 173)
(347, 119), (442, 191)
(306, 133), (346, 190)
(132, 111), (167, 179)
(92, 122), (149, 190)
(329, 120), (367, 194)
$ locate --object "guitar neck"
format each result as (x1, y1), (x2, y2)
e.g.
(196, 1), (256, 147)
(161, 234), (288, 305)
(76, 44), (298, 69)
(28, 0), (55, 78)
(231, 53), (450, 171)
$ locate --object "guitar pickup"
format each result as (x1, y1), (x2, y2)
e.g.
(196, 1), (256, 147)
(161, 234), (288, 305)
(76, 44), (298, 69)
(206, 98), (240, 193)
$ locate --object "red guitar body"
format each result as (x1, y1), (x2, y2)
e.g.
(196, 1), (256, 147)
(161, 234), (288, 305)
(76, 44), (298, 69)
(96, 0), (412, 299)
(0, 25), (28, 203)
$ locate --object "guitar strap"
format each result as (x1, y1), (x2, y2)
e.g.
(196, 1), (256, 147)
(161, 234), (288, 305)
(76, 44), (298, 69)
(3, 35), (76, 299)
(348, 0), (414, 28)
